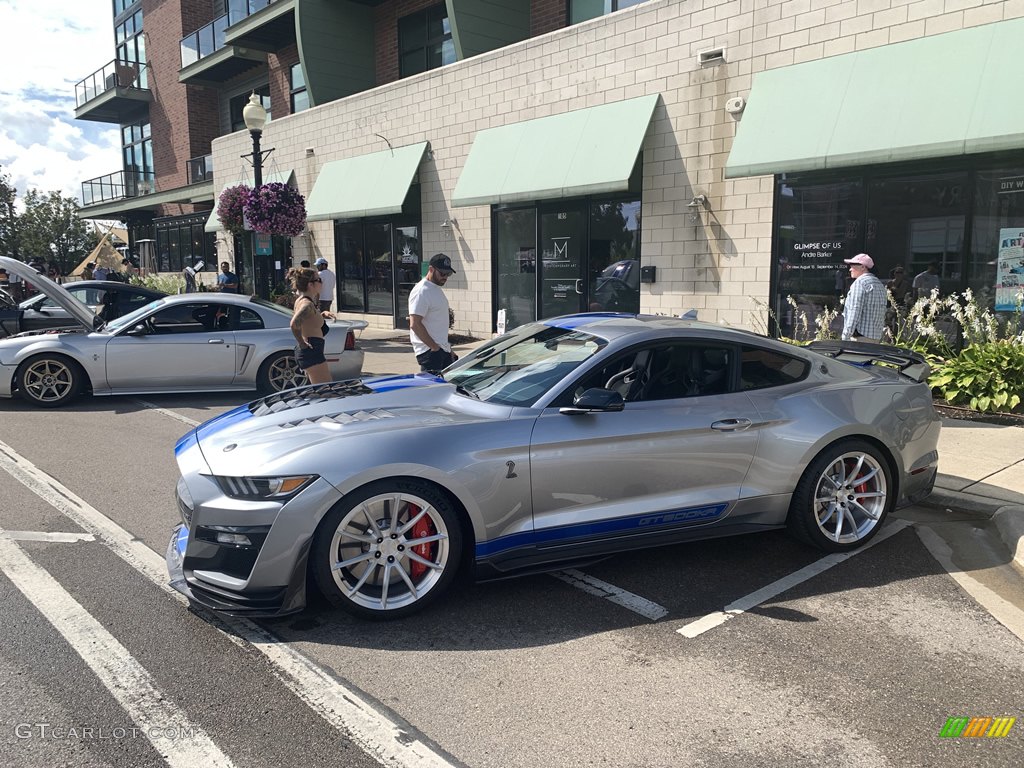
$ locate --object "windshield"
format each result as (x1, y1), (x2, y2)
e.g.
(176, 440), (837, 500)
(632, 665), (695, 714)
(102, 297), (167, 333)
(444, 323), (606, 406)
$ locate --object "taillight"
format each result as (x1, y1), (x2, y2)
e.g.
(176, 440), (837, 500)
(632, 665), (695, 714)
(345, 331), (356, 351)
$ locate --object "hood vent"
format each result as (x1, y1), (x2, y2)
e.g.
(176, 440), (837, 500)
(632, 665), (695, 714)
(281, 408), (396, 430)
(249, 380), (374, 417)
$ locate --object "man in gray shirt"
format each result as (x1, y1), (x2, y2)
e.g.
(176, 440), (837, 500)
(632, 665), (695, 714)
(912, 262), (941, 301)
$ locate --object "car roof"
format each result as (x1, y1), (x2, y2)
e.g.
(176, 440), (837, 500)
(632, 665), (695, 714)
(157, 293), (265, 307)
(67, 281), (165, 295)
(543, 313), (774, 344)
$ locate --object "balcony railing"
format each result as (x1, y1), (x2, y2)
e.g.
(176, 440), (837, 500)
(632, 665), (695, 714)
(81, 171), (156, 207)
(180, 1), (282, 68)
(187, 154), (214, 185)
(75, 60), (149, 109)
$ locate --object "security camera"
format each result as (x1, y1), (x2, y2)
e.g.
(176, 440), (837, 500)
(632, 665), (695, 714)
(725, 96), (746, 115)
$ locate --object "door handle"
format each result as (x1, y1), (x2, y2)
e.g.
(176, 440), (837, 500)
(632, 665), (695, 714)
(575, 279), (583, 294)
(711, 418), (752, 432)
(208, 339), (224, 344)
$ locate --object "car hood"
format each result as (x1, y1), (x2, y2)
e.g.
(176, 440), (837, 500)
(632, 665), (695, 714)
(182, 374), (501, 474)
(0, 257), (100, 332)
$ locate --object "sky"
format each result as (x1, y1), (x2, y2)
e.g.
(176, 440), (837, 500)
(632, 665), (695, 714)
(0, 1), (122, 205)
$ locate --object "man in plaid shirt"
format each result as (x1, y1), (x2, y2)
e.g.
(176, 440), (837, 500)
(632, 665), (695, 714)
(841, 253), (886, 342)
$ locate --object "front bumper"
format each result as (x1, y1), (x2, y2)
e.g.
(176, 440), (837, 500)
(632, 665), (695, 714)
(166, 523), (306, 617)
(0, 361), (16, 398)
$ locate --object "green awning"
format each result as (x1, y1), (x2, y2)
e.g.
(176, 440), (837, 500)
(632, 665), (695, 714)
(305, 142), (428, 221)
(725, 17), (1024, 179)
(204, 169), (295, 232)
(452, 94), (658, 207)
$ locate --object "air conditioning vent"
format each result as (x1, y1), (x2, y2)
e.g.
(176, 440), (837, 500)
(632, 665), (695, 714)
(698, 48), (726, 67)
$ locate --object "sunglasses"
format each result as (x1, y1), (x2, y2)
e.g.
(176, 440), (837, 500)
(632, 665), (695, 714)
(310, 278), (322, 283)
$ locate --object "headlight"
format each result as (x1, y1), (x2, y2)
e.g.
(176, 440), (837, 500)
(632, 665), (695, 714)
(213, 474), (317, 500)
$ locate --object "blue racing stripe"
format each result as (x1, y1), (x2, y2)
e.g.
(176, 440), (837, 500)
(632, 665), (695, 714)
(476, 502), (728, 558)
(364, 373), (445, 392)
(195, 403), (253, 442)
(174, 430), (198, 456)
(542, 312), (632, 330)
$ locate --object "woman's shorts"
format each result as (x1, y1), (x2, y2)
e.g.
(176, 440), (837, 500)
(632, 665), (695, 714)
(295, 337), (326, 369)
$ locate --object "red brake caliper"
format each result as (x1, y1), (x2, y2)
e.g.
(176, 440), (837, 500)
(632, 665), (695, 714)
(408, 505), (436, 581)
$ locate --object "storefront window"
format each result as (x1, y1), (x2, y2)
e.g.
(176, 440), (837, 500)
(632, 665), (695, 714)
(773, 179), (863, 340)
(155, 214), (217, 274)
(589, 200), (640, 314)
(495, 209), (537, 331)
(972, 169), (1024, 310)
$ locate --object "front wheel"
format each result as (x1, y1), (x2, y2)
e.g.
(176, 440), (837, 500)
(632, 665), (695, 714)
(312, 480), (463, 619)
(787, 439), (893, 552)
(257, 351), (309, 394)
(18, 355), (83, 407)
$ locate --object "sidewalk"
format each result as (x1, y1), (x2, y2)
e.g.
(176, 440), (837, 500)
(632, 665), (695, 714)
(355, 327), (1024, 571)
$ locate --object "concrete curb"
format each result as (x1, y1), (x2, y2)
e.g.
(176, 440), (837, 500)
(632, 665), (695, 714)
(921, 488), (1024, 572)
(994, 505), (1024, 572)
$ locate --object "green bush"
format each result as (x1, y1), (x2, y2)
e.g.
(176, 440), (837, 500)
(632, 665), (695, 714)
(929, 341), (1024, 413)
(130, 273), (186, 295)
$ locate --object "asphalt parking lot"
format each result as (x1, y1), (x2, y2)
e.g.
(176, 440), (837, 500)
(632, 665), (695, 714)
(0, 374), (1022, 767)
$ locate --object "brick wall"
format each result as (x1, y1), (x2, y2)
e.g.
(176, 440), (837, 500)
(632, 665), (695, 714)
(531, 0), (565, 36)
(211, 0), (1024, 335)
(374, 0), (444, 86)
(269, 44), (301, 117)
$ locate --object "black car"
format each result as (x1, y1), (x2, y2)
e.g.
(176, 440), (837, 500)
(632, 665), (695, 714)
(0, 281), (166, 337)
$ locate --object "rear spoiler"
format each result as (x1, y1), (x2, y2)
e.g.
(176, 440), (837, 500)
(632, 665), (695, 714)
(806, 340), (931, 383)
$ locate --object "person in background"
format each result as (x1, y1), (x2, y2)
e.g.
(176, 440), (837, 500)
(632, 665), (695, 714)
(289, 267), (335, 384)
(912, 261), (940, 301)
(93, 263), (109, 281)
(841, 253), (886, 343)
(315, 257), (336, 312)
(217, 261), (238, 293)
(887, 265), (912, 306)
(82, 262), (95, 281)
(409, 253), (457, 373)
(0, 268), (10, 294)
(300, 260), (311, 268)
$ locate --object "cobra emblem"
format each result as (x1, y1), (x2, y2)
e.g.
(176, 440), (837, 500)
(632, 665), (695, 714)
(505, 460), (518, 479)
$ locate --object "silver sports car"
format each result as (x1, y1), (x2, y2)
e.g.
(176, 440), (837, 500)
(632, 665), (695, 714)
(167, 313), (940, 619)
(0, 257), (366, 407)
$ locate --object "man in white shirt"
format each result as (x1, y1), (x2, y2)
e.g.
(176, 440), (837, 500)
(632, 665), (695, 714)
(912, 261), (941, 301)
(409, 253), (456, 373)
(315, 257), (336, 312)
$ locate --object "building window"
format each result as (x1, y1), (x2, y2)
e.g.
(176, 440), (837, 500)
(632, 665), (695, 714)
(398, 4), (456, 78)
(230, 86), (271, 132)
(570, 0), (645, 25)
(113, 0), (141, 18)
(290, 64), (309, 114)
(121, 120), (153, 196)
(155, 214), (216, 274)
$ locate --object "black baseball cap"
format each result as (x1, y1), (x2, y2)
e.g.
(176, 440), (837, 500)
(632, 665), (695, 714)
(429, 253), (456, 274)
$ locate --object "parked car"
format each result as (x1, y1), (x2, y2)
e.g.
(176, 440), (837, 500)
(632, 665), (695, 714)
(0, 280), (167, 338)
(592, 259), (640, 312)
(0, 257), (367, 407)
(167, 313), (940, 620)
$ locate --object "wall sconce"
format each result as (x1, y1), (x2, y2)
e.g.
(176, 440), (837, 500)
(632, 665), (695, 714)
(440, 218), (457, 237)
(687, 194), (707, 224)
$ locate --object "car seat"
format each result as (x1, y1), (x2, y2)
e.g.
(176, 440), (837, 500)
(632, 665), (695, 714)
(699, 349), (729, 395)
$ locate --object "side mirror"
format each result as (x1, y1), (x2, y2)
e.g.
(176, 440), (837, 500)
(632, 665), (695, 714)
(559, 387), (625, 415)
(126, 323), (148, 337)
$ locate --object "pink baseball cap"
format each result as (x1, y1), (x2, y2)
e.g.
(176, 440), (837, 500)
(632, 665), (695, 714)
(844, 253), (874, 269)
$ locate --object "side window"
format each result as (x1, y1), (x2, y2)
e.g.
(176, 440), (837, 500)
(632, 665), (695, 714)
(236, 308), (264, 330)
(121, 291), (155, 312)
(740, 345), (809, 391)
(149, 303), (228, 334)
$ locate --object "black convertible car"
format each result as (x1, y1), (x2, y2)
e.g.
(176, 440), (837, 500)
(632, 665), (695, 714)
(0, 281), (166, 337)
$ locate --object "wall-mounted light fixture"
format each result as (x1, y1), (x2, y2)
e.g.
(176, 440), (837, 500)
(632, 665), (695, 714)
(305, 147), (315, 157)
(440, 218), (458, 237)
(687, 194), (707, 224)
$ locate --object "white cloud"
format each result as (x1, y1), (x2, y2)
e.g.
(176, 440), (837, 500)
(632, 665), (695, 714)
(0, 1), (121, 203)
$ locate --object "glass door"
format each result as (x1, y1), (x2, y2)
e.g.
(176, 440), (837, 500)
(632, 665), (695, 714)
(494, 208), (537, 331)
(365, 222), (394, 316)
(539, 203), (586, 318)
(393, 223), (420, 330)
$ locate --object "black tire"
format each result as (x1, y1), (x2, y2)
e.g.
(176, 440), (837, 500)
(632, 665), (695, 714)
(257, 350), (309, 394)
(17, 354), (83, 408)
(312, 479), (463, 620)
(787, 439), (894, 552)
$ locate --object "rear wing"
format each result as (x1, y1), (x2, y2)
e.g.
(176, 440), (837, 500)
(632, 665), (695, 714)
(806, 340), (931, 383)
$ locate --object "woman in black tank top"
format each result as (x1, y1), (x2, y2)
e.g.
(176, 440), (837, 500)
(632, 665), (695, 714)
(288, 267), (336, 384)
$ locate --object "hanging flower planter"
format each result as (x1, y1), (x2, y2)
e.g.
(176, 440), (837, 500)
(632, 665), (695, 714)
(216, 184), (250, 235)
(243, 182), (307, 237)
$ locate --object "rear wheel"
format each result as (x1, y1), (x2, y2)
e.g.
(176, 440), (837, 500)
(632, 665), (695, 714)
(257, 351), (309, 394)
(787, 439), (893, 552)
(312, 480), (463, 619)
(17, 355), (83, 407)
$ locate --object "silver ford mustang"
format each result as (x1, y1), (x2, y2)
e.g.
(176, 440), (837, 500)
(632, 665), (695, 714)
(0, 257), (366, 406)
(167, 314), (940, 619)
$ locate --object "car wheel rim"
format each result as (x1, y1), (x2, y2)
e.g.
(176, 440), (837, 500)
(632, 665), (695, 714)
(813, 452), (887, 544)
(329, 492), (450, 612)
(269, 356), (309, 391)
(24, 359), (74, 402)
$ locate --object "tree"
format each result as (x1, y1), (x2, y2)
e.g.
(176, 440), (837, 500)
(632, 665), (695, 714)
(0, 165), (19, 259)
(19, 190), (99, 274)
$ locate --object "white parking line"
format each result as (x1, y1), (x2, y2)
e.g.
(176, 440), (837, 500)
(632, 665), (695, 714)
(0, 531), (95, 543)
(0, 438), (459, 768)
(677, 520), (911, 639)
(133, 400), (201, 428)
(553, 569), (668, 621)
(0, 529), (235, 768)
(916, 525), (1024, 642)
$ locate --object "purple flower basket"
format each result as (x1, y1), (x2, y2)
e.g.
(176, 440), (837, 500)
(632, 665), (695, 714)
(216, 184), (250, 235)
(243, 182), (307, 237)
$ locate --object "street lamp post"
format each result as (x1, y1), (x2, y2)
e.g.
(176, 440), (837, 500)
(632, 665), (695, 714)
(241, 92), (273, 297)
